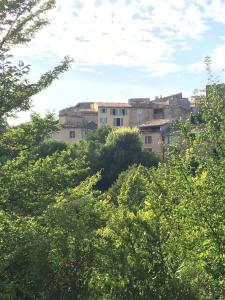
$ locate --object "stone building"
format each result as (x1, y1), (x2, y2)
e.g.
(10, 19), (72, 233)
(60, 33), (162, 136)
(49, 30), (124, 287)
(52, 93), (191, 154)
(128, 98), (153, 127)
(52, 102), (97, 143)
(139, 119), (172, 156)
(151, 93), (190, 120)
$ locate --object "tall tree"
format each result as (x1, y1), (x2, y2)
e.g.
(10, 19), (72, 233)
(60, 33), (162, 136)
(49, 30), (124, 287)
(95, 127), (159, 190)
(0, 0), (72, 119)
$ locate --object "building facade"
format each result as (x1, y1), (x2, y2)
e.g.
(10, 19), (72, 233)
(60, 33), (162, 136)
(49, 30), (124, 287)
(128, 98), (154, 127)
(52, 102), (98, 143)
(96, 102), (131, 128)
(52, 93), (191, 154)
(139, 119), (172, 156)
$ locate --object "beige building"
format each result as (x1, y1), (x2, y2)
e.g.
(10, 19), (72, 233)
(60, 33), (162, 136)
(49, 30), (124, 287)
(96, 102), (131, 128)
(139, 119), (172, 156)
(128, 98), (154, 127)
(52, 102), (98, 143)
(52, 125), (85, 143)
(52, 93), (191, 153)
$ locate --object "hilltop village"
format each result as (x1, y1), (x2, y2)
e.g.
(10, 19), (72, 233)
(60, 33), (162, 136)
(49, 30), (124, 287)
(53, 93), (200, 155)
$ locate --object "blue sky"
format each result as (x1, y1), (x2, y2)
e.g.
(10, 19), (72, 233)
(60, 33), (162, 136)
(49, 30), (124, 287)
(11, 0), (225, 123)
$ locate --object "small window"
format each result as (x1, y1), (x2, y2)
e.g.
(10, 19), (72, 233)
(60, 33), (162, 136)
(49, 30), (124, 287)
(69, 131), (75, 138)
(100, 117), (107, 124)
(100, 107), (107, 113)
(113, 118), (123, 126)
(154, 108), (164, 119)
(145, 136), (152, 144)
(119, 108), (128, 115)
(110, 108), (118, 115)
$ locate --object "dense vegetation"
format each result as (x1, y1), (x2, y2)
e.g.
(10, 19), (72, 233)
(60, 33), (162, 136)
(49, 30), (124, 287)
(0, 1), (224, 299)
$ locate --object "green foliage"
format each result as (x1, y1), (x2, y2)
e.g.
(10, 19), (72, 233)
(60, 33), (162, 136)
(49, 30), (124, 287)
(39, 175), (109, 299)
(0, 113), (60, 162)
(107, 165), (138, 205)
(0, 0), (56, 50)
(89, 80), (225, 299)
(0, 149), (90, 216)
(95, 127), (159, 190)
(85, 125), (112, 144)
(0, 175), (111, 299)
(35, 139), (68, 158)
(90, 166), (198, 300)
(0, 54), (72, 119)
(71, 127), (159, 191)
(0, 0), (72, 119)
(0, 11), (224, 299)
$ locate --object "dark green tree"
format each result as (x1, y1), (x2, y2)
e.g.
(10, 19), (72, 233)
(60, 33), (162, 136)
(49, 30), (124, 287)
(95, 127), (159, 190)
(34, 139), (68, 158)
(85, 125), (112, 144)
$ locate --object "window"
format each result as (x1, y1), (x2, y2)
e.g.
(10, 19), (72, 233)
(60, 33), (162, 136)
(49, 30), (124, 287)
(119, 108), (128, 115)
(110, 108), (118, 115)
(136, 109), (143, 124)
(166, 135), (173, 144)
(69, 130), (75, 138)
(100, 107), (107, 113)
(154, 108), (164, 119)
(113, 118), (123, 126)
(100, 117), (107, 124)
(145, 136), (152, 144)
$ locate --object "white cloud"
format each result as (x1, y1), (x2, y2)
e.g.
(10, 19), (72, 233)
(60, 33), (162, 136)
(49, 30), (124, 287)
(202, 0), (225, 24)
(187, 61), (205, 74)
(12, 0), (224, 77)
(142, 62), (183, 77)
(186, 42), (225, 75)
(211, 44), (225, 69)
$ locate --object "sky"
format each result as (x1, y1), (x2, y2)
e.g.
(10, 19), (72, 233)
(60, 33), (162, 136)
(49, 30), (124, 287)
(11, 0), (225, 123)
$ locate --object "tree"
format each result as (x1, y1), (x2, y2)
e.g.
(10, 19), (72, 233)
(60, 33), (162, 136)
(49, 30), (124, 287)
(89, 71), (225, 299)
(85, 125), (112, 144)
(91, 166), (196, 299)
(71, 127), (159, 191)
(0, 0), (72, 119)
(35, 139), (68, 158)
(0, 174), (111, 299)
(0, 113), (60, 162)
(95, 127), (159, 190)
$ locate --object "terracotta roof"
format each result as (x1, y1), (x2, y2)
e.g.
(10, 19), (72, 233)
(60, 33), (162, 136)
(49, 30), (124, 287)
(95, 102), (131, 108)
(139, 119), (171, 128)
